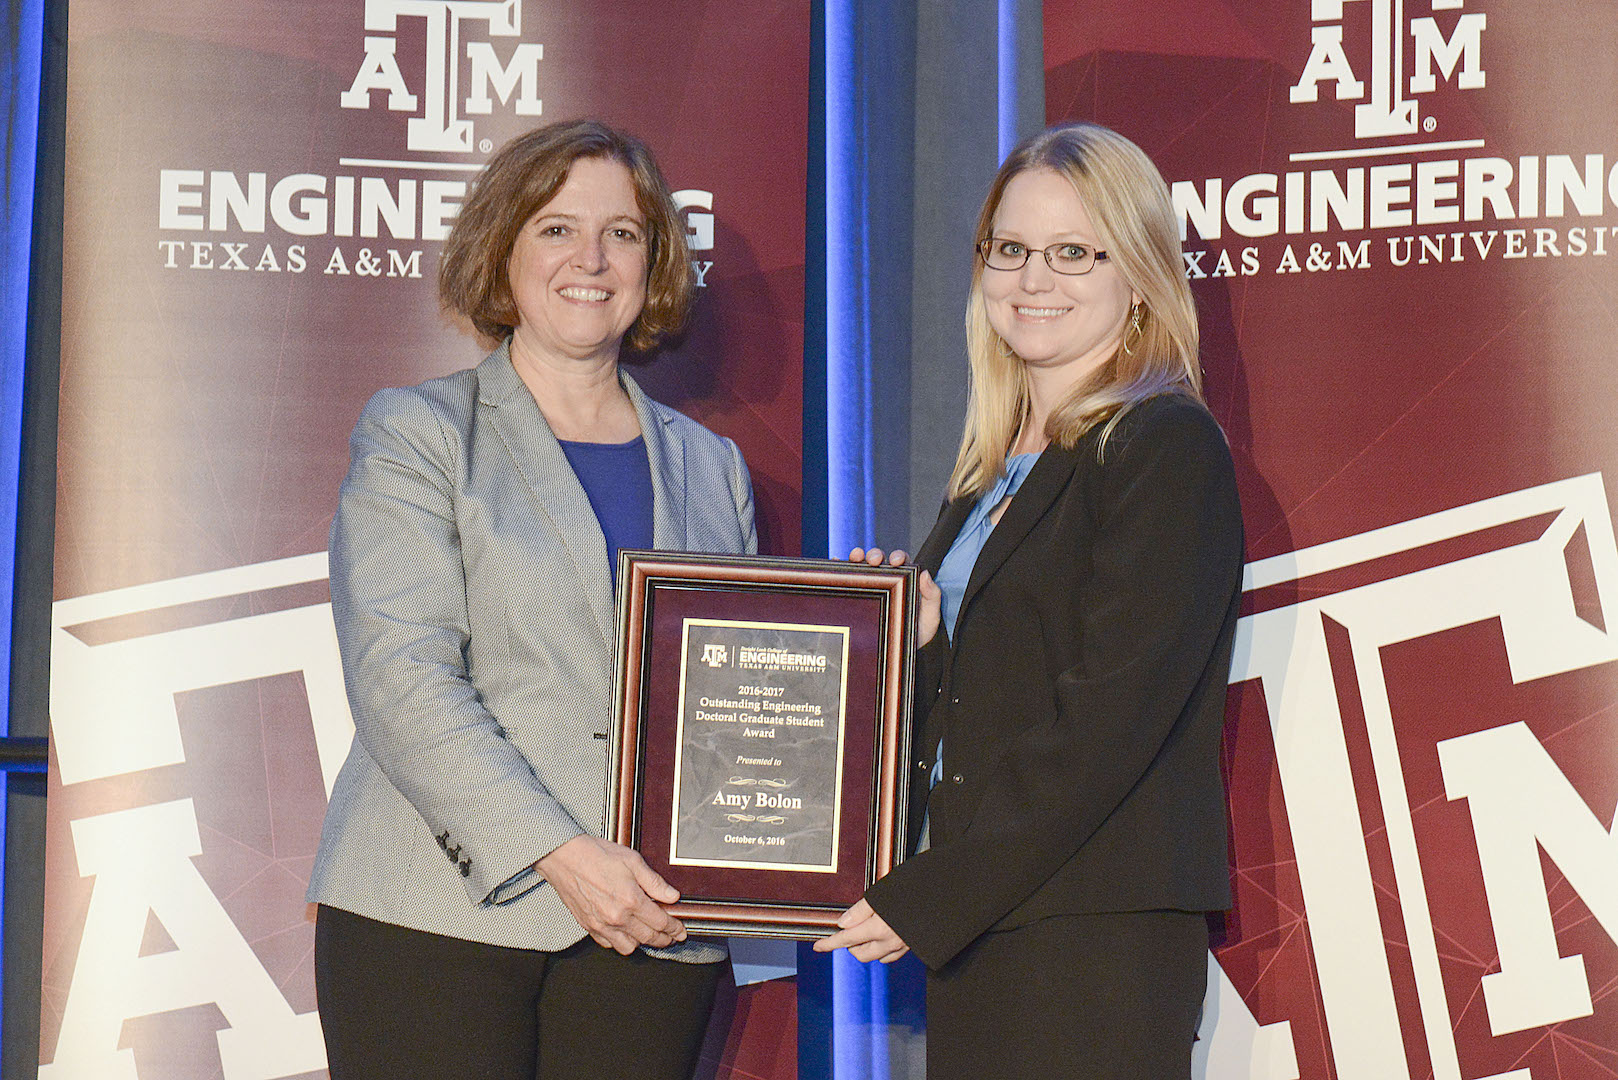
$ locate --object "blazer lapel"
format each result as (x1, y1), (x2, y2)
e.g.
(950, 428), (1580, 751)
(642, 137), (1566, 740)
(915, 497), (973, 575)
(477, 344), (615, 647)
(959, 445), (1081, 615)
(623, 371), (687, 552)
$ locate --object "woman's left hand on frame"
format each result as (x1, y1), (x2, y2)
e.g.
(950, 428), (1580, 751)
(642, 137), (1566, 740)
(850, 548), (941, 648)
(812, 899), (910, 964)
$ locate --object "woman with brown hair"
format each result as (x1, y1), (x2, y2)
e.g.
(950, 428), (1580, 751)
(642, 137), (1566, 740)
(308, 119), (754, 1080)
(819, 123), (1244, 1078)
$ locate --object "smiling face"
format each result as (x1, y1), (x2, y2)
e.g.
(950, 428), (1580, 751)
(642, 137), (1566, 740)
(980, 167), (1139, 386)
(505, 155), (649, 370)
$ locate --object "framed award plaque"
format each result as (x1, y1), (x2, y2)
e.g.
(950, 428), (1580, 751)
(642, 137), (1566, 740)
(609, 551), (916, 939)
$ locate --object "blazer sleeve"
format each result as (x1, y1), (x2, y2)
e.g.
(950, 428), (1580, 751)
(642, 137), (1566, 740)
(329, 388), (588, 906)
(864, 401), (1244, 968)
(726, 435), (759, 555)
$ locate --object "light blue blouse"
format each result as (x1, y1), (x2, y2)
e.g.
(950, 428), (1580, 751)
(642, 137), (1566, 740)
(917, 450), (1041, 850)
(935, 451), (1042, 642)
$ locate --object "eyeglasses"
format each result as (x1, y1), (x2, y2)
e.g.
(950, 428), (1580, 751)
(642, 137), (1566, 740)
(977, 237), (1110, 275)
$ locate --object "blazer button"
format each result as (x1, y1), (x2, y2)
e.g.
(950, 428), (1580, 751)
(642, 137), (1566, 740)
(952, 696), (960, 705)
(915, 759), (928, 770)
(951, 773), (964, 784)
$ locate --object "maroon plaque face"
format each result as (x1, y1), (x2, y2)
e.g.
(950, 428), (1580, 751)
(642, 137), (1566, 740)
(611, 553), (916, 937)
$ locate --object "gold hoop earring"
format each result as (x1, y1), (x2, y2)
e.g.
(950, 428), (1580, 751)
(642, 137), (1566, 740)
(1122, 304), (1144, 357)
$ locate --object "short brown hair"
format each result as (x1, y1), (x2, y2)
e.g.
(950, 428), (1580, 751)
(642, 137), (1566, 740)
(439, 119), (693, 352)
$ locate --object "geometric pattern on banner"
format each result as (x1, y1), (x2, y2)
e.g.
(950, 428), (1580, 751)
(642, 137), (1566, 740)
(50, 481), (1616, 1076)
(40, 556), (796, 1078)
(58, 0), (807, 600)
(46, 1), (808, 1076)
(1204, 473), (1618, 1080)
(1046, 2), (1618, 1078)
(43, 556), (339, 1079)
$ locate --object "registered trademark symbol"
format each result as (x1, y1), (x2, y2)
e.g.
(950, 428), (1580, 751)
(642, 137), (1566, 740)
(480, 138), (493, 153)
(1423, 116), (1437, 133)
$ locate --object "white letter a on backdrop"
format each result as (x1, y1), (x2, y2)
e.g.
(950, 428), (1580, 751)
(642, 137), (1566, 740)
(39, 800), (324, 1080)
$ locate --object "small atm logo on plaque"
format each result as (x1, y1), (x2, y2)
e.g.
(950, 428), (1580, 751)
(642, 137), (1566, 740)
(701, 644), (730, 668)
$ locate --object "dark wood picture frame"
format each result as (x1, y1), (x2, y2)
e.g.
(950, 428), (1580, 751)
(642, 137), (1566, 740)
(609, 551), (915, 939)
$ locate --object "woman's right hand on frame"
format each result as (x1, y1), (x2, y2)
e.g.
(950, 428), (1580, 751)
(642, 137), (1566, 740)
(850, 548), (941, 647)
(535, 835), (687, 955)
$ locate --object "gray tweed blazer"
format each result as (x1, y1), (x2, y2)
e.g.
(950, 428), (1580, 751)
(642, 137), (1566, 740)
(308, 342), (755, 959)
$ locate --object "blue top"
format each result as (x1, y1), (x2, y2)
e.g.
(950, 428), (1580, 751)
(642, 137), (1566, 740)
(935, 451), (1042, 641)
(918, 450), (1042, 829)
(557, 435), (654, 583)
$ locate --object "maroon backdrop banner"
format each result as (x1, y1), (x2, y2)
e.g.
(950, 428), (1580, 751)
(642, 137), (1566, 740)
(1046, 3), (1618, 1079)
(41, 3), (805, 1077)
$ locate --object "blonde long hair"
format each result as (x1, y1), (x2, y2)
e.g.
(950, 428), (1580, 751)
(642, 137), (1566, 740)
(949, 124), (1201, 499)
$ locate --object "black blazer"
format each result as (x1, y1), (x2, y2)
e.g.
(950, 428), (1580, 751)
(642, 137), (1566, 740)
(864, 394), (1244, 971)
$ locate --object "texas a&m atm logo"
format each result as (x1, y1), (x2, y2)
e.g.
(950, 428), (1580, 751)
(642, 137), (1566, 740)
(1291, 0), (1485, 142)
(1197, 473), (1618, 1080)
(340, 0), (544, 155)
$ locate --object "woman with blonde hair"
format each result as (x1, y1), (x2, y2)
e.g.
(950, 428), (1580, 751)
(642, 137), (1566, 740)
(819, 123), (1244, 1078)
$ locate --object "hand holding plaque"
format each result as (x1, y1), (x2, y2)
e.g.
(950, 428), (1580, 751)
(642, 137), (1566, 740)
(609, 552), (916, 938)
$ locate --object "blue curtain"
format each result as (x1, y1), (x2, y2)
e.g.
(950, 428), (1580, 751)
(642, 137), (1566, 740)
(1, 0), (48, 1054)
(813, 0), (1024, 1073)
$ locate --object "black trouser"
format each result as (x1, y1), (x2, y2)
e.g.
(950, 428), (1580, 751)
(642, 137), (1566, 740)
(925, 910), (1209, 1080)
(315, 904), (723, 1080)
